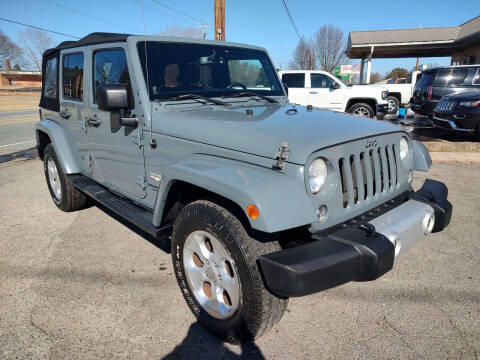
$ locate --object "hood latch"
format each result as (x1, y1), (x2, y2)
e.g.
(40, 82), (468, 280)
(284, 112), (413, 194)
(273, 142), (291, 170)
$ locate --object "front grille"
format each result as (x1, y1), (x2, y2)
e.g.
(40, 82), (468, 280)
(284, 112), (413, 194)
(436, 100), (457, 112)
(339, 145), (398, 208)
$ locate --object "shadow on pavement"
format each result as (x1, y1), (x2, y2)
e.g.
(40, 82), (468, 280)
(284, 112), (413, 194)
(163, 322), (265, 360)
(0, 147), (38, 163)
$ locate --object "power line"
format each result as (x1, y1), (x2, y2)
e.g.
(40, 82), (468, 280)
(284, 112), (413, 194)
(281, 0), (302, 40)
(41, 0), (140, 33)
(0, 17), (80, 39)
(150, 0), (208, 25)
(129, 0), (198, 26)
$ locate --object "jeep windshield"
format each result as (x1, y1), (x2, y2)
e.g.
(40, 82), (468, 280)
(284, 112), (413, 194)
(137, 41), (284, 101)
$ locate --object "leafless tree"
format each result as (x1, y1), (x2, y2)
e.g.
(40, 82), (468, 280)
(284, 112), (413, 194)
(19, 29), (55, 71)
(158, 25), (203, 39)
(370, 72), (383, 84)
(289, 37), (316, 70)
(0, 28), (25, 69)
(312, 25), (348, 73)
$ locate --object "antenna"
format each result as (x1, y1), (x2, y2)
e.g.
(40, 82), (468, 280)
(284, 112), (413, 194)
(197, 24), (212, 39)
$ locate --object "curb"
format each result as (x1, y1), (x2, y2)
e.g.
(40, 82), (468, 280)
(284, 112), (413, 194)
(430, 152), (480, 165)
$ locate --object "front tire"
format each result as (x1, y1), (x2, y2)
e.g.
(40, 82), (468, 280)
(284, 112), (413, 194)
(43, 144), (87, 212)
(348, 102), (374, 118)
(387, 96), (400, 114)
(171, 200), (288, 344)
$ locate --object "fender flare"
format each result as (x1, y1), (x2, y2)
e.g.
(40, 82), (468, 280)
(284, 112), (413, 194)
(412, 140), (432, 172)
(152, 155), (317, 233)
(35, 119), (83, 174)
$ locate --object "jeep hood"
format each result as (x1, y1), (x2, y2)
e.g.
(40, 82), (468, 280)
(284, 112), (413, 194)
(161, 103), (401, 164)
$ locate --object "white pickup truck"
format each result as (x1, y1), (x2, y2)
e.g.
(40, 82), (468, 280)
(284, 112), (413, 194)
(279, 70), (389, 119)
(377, 71), (422, 113)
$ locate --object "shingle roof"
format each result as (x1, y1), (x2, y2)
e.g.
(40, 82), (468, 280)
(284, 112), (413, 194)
(349, 26), (460, 45)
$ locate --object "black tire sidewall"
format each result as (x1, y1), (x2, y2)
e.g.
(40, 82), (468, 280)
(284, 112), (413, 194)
(43, 144), (68, 210)
(171, 202), (258, 343)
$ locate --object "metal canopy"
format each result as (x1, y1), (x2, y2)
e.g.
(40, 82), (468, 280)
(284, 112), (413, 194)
(346, 16), (479, 59)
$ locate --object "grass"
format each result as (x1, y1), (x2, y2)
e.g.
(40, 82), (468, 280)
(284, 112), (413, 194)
(0, 93), (40, 112)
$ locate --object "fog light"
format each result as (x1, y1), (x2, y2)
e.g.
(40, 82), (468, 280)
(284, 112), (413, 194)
(407, 170), (413, 184)
(423, 210), (435, 235)
(317, 205), (328, 223)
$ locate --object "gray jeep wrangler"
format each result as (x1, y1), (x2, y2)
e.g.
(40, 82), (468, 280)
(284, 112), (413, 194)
(36, 33), (452, 343)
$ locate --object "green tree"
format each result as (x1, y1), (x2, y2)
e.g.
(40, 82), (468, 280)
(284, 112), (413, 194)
(385, 67), (409, 79)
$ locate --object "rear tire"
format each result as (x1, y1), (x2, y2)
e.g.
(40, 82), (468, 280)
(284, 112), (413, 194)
(171, 200), (288, 344)
(43, 144), (87, 212)
(387, 96), (400, 114)
(348, 102), (374, 118)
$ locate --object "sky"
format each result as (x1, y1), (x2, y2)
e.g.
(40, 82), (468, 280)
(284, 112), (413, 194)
(1, 0), (479, 75)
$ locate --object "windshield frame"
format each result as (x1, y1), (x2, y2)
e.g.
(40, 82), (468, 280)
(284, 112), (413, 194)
(136, 40), (285, 101)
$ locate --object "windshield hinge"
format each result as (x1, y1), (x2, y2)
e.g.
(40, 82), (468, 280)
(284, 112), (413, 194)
(273, 142), (291, 170)
(136, 175), (147, 190)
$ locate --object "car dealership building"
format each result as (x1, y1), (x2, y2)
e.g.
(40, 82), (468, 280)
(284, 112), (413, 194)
(346, 16), (480, 83)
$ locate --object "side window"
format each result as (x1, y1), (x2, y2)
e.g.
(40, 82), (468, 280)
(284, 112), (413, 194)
(435, 69), (468, 87)
(473, 69), (480, 85)
(93, 49), (131, 103)
(44, 57), (57, 99)
(63, 53), (84, 101)
(449, 69), (469, 86)
(311, 73), (334, 88)
(281, 73), (305, 88)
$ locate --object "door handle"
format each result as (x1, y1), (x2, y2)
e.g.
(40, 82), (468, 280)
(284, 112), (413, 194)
(309, 91), (318, 94)
(59, 109), (72, 119)
(86, 114), (102, 127)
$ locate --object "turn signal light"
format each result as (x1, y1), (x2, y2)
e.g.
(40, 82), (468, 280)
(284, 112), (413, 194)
(246, 204), (259, 219)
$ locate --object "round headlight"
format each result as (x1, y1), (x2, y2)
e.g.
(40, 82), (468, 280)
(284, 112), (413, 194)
(308, 158), (328, 193)
(399, 137), (409, 161)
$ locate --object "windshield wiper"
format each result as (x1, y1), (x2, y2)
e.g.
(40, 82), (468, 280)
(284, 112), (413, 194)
(222, 91), (278, 103)
(160, 94), (229, 106)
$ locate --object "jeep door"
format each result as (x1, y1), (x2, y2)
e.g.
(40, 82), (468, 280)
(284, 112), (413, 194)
(85, 44), (146, 200)
(59, 48), (90, 171)
(306, 73), (344, 111)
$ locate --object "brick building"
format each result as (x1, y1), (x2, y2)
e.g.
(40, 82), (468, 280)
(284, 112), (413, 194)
(0, 59), (41, 87)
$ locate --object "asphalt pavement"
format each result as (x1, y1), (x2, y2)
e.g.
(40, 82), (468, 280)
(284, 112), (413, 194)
(0, 157), (479, 359)
(0, 110), (38, 155)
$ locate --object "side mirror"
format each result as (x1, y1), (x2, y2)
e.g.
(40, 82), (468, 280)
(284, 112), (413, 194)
(282, 82), (289, 95)
(330, 82), (341, 90)
(97, 84), (129, 111)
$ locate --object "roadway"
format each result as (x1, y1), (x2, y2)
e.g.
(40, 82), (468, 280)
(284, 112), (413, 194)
(0, 110), (38, 155)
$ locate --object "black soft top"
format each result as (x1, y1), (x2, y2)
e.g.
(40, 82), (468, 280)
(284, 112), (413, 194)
(43, 32), (131, 56)
(40, 32), (131, 111)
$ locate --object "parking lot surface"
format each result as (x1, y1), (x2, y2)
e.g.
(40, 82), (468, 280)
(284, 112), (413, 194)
(1, 157), (479, 359)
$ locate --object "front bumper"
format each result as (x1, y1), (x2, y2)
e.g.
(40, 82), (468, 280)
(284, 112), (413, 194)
(376, 103), (388, 116)
(433, 111), (478, 133)
(259, 179), (452, 297)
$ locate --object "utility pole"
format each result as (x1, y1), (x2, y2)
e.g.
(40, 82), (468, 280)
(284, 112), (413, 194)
(416, 24), (421, 71)
(214, 0), (225, 41)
